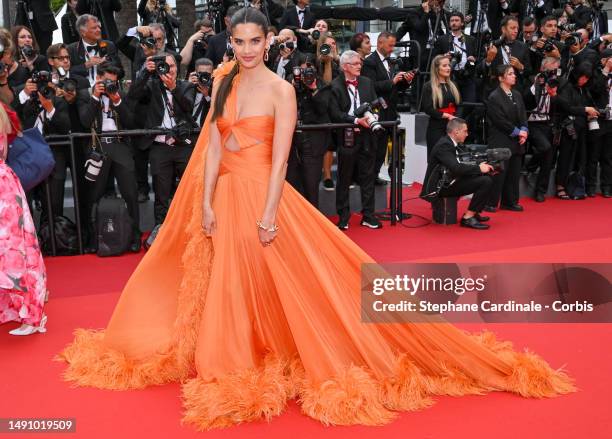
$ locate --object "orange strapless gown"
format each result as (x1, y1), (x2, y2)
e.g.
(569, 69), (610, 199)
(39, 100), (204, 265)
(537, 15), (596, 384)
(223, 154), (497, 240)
(59, 62), (575, 430)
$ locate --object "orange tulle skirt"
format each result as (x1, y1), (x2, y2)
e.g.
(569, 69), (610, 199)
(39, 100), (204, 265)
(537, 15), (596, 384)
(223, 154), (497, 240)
(58, 62), (575, 430)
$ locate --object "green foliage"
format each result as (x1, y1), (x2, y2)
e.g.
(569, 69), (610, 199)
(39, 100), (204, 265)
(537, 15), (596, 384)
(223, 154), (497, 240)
(51, 0), (66, 14)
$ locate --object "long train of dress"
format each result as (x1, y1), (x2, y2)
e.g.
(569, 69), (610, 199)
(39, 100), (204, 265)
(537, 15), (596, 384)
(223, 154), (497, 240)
(58, 62), (575, 430)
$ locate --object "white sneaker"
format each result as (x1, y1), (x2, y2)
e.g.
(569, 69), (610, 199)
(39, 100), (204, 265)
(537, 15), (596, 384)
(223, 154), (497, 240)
(9, 314), (47, 336)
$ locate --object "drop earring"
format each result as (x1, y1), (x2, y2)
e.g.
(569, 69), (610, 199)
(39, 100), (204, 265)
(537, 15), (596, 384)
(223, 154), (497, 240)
(264, 47), (269, 62)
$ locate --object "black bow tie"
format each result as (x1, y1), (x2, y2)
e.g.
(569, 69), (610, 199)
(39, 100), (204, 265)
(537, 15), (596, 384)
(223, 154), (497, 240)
(297, 9), (305, 14)
(86, 45), (98, 54)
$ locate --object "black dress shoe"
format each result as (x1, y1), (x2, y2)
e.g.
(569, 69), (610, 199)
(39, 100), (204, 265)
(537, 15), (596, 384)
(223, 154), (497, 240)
(535, 193), (545, 203)
(138, 192), (150, 203)
(337, 219), (349, 230)
(129, 234), (142, 253)
(375, 178), (388, 186)
(602, 190), (612, 198)
(586, 190), (596, 198)
(475, 213), (490, 222)
(84, 245), (97, 254)
(500, 203), (524, 212)
(460, 216), (490, 230)
(483, 205), (497, 213)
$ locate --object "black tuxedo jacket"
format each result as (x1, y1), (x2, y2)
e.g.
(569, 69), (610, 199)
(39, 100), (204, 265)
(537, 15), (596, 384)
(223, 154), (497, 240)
(205, 30), (230, 68)
(15, 0), (58, 32)
(12, 94), (70, 136)
(127, 74), (196, 149)
(329, 73), (377, 124)
(486, 86), (528, 155)
(61, 9), (80, 45)
(433, 33), (477, 60)
(76, 0), (122, 42)
(78, 91), (134, 134)
(480, 39), (532, 93)
(279, 6), (316, 30)
(361, 52), (400, 120)
(421, 135), (482, 197)
(67, 39), (124, 80)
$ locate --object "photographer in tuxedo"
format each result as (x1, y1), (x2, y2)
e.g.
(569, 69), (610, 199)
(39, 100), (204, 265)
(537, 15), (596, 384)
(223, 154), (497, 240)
(128, 53), (195, 230)
(116, 24), (167, 80)
(362, 31), (415, 185)
(286, 60), (331, 207)
(270, 29), (305, 81)
(14, 0), (57, 54)
(188, 58), (214, 129)
(421, 118), (495, 229)
(78, 62), (140, 253)
(485, 65), (529, 212)
(329, 50), (382, 231)
(562, 29), (599, 78)
(68, 14), (123, 88)
(480, 15), (531, 96)
(433, 12), (478, 103)
(76, 0), (122, 43)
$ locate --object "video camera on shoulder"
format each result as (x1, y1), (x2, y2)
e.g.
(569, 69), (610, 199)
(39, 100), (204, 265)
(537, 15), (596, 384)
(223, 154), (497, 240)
(31, 70), (55, 99)
(354, 97), (388, 133)
(457, 144), (511, 174)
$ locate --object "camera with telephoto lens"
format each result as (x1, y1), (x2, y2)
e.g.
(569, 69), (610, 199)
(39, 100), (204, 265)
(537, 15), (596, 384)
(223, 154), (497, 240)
(319, 43), (331, 56)
(564, 32), (581, 47)
(311, 30), (320, 41)
(279, 41), (295, 51)
(354, 97), (388, 133)
(168, 120), (193, 147)
(139, 34), (156, 49)
(150, 55), (170, 75)
(31, 70), (55, 99)
(559, 23), (577, 32)
(450, 51), (462, 70)
(102, 79), (119, 95)
(457, 145), (512, 174)
(196, 71), (212, 87)
(21, 44), (36, 59)
(84, 150), (106, 182)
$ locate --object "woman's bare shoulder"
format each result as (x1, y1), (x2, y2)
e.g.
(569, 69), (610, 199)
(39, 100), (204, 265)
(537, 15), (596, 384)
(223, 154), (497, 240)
(264, 74), (296, 105)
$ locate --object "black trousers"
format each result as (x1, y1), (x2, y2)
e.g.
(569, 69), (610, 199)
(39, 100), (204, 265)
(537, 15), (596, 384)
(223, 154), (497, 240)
(134, 146), (151, 195)
(556, 129), (586, 187)
(336, 134), (376, 221)
(488, 153), (522, 207)
(527, 122), (555, 195)
(149, 142), (193, 225)
(586, 120), (612, 192)
(439, 175), (494, 213)
(86, 141), (140, 236)
(286, 143), (324, 208)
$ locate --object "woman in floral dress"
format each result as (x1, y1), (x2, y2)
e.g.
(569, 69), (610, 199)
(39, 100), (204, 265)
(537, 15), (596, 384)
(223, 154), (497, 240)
(0, 102), (48, 335)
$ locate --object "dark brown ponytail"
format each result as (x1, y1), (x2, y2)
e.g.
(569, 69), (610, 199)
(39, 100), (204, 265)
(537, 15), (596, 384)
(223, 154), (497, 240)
(210, 7), (269, 121)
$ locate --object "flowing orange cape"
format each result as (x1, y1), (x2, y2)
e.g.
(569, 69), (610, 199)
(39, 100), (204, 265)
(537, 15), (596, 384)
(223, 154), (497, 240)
(59, 62), (575, 430)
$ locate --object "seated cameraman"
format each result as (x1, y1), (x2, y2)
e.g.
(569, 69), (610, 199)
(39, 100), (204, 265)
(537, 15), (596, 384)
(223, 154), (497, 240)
(188, 58), (213, 128)
(128, 53), (196, 229)
(363, 31), (415, 185)
(116, 23), (167, 80)
(180, 19), (215, 75)
(523, 56), (563, 202)
(77, 62), (140, 253)
(67, 14), (123, 88)
(420, 118), (495, 230)
(286, 60), (331, 207)
(329, 50), (382, 230)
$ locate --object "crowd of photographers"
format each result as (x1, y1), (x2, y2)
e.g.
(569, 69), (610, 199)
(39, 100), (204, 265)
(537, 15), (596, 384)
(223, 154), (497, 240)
(0, 0), (611, 254)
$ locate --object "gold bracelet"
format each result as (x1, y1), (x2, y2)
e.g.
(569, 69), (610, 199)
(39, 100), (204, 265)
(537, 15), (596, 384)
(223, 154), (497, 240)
(256, 220), (279, 233)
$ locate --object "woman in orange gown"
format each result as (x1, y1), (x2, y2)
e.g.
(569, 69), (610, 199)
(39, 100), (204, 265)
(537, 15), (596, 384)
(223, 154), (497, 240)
(59, 8), (575, 430)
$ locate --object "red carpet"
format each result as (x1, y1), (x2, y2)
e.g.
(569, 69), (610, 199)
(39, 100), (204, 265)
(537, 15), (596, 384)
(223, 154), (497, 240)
(2, 189), (612, 438)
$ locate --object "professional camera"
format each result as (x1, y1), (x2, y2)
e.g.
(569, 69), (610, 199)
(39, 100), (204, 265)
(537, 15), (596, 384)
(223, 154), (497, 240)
(58, 78), (78, 93)
(139, 34), (156, 49)
(279, 41), (295, 51)
(194, 34), (211, 51)
(354, 97), (388, 133)
(196, 71), (212, 87)
(168, 120), (193, 146)
(21, 44), (36, 59)
(292, 63), (317, 91)
(450, 51), (462, 69)
(102, 79), (119, 95)
(564, 32), (581, 47)
(319, 43), (331, 56)
(31, 70), (55, 99)
(538, 69), (560, 88)
(150, 55), (170, 75)
(312, 30), (320, 41)
(536, 38), (557, 55)
(558, 23), (577, 32)
(457, 144), (511, 174)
